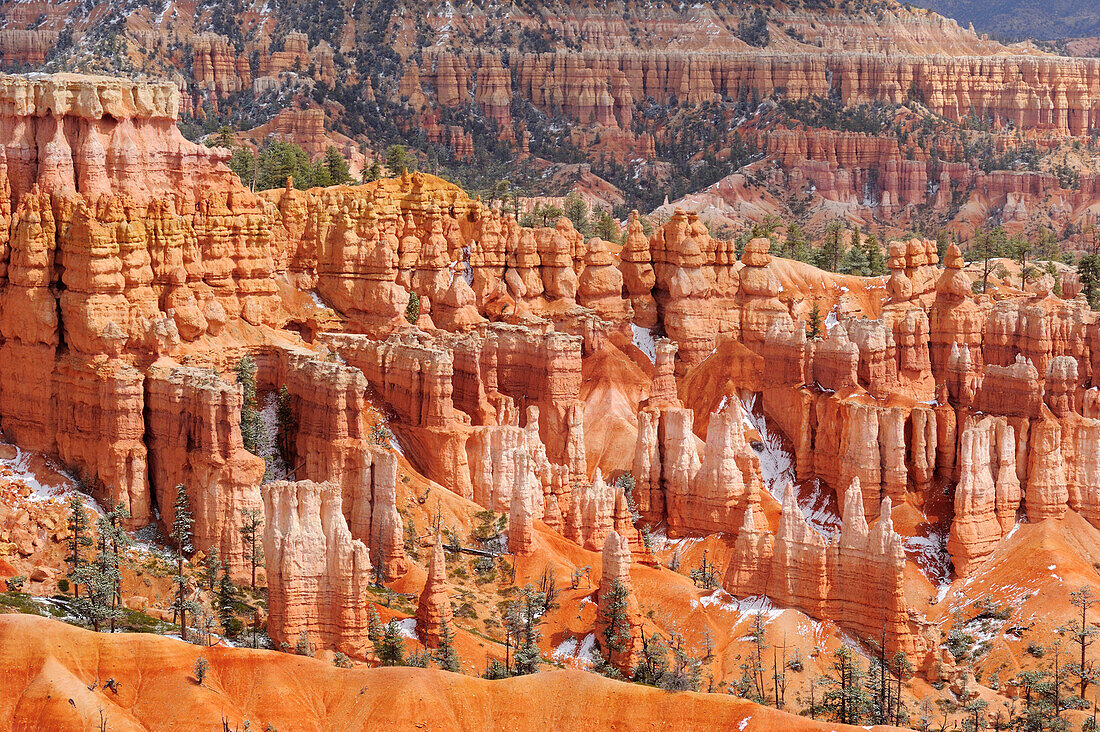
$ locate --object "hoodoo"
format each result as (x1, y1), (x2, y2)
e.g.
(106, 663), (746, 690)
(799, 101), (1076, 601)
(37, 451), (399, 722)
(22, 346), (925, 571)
(4, 0), (1100, 728)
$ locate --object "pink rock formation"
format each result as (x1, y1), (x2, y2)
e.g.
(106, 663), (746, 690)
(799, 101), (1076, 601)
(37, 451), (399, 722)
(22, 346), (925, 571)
(263, 479), (372, 657)
(508, 448), (538, 556)
(145, 361), (265, 577)
(416, 536), (452, 648)
(596, 530), (639, 674)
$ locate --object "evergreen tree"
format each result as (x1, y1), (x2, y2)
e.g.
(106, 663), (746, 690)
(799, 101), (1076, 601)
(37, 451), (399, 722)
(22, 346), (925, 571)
(633, 630), (670, 687)
(935, 230), (950, 264)
(663, 632), (703, 692)
(1079, 254), (1100, 308)
(593, 208), (618, 242)
(436, 616), (460, 672)
(201, 547), (222, 593)
(295, 631), (315, 657)
(235, 356), (263, 457)
(563, 193), (591, 238)
(238, 507), (264, 589)
(228, 148), (259, 190)
(171, 484), (196, 642)
(818, 221), (846, 272)
(363, 159), (383, 183)
(322, 146), (352, 185)
(806, 299), (824, 340)
(384, 145), (416, 176)
(863, 232), (886, 276)
(193, 657), (209, 686)
(254, 140), (314, 191)
(505, 584), (546, 676)
(819, 646), (871, 725)
(378, 619), (407, 666)
(1007, 235), (1034, 288)
(100, 503), (130, 633)
(1064, 586), (1098, 702)
(784, 222), (810, 262)
(216, 568), (239, 637)
(595, 579), (631, 678)
(65, 494), (93, 598)
(368, 604), (384, 648)
(968, 225), (1008, 294)
(839, 240), (871, 276)
(72, 502), (130, 632)
(483, 659), (511, 679)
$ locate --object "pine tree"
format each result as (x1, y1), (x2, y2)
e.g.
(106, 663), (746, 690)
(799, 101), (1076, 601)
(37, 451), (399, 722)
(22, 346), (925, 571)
(100, 503), (130, 633)
(633, 630), (670, 686)
(322, 146), (352, 185)
(935, 230), (950, 264)
(563, 193), (590, 237)
(201, 547), (222, 593)
(65, 494), (93, 598)
(1065, 586), (1098, 701)
(193, 657), (209, 686)
(820, 646), (871, 725)
(863, 232), (886, 275)
(368, 604), (384, 649)
(295, 631), (315, 657)
(806, 299), (824, 340)
(968, 225), (1008, 294)
(506, 584), (546, 676)
(235, 356), (262, 456)
(171, 484), (196, 642)
(378, 619), (407, 666)
(216, 568), (239, 636)
(436, 616), (460, 672)
(72, 503), (130, 632)
(664, 632), (703, 691)
(239, 507), (264, 589)
(596, 579), (631, 677)
(819, 221), (846, 272)
(784, 222), (810, 262)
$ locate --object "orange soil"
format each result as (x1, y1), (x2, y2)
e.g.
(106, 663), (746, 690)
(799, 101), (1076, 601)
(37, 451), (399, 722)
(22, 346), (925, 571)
(0, 614), (897, 732)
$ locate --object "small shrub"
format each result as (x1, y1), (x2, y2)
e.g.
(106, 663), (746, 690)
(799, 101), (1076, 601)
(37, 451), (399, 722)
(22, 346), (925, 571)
(295, 631), (315, 657)
(1027, 642), (1045, 658)
(333, 652), (353, 669)
(5, 575), (27, 592)
(193, 657), (209, 685)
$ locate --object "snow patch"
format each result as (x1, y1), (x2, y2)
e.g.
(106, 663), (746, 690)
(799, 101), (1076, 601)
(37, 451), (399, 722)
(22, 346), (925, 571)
(905, 531), (952, 587)
(632, 323), (658, 363)
(738, 392), (794, 501)
(257, 393), (288, 482)
(0, 443), (100, 512)
(552, 633), (597, 668)
(396, 617), (419, 641)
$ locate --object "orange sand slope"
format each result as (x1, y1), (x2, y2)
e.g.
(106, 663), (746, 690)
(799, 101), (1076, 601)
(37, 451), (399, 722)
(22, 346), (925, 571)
(0, 614), (898, 732)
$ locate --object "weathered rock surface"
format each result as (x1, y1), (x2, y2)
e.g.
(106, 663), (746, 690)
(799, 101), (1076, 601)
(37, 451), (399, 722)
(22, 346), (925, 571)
(263, 479), (372, 657)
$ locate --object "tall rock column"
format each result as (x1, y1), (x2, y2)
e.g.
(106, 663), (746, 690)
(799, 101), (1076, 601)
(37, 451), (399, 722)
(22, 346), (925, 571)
(947, 418), (1003, 577)
(508, 448), (537, 556)
(1026, 416), (1069, 521)
(596, 530), (639, 675)
(416, 537), (452, 648)
(263, 479), (373, 657)
(619, 211), (657, 327)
